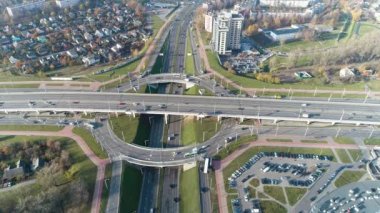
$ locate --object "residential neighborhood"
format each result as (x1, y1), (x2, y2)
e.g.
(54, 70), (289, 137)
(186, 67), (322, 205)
(0, 0), (151, 74)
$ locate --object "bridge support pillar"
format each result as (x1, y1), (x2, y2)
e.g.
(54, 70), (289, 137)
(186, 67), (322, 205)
(164, 114), (168, 124)
(356, 123), (361, 126)
(331, 122), (336, 125)
(132, 111), (136, 118)
(217, 116), (222, 123)
(240, 117), (244, 123)
(35, 110), (40, 115)
(115, 112), (118, 117)
(306, 120), (311, 125)
(273, 119), (277, 124)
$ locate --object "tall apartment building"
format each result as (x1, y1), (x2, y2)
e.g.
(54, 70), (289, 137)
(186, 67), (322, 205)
(204, 12), (214, 33)
(6, 0), (46, 17)
(211, 11), (243, 55)
(56, 0), (81, 8)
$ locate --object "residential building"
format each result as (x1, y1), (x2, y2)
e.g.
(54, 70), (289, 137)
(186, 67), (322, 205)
(259, 0), (314, 8)
(55, 0), (81, 8)
(82, 55), (100, 66)
(211, 10), (244, 55)
(204, 13), (213, 33)
(2, 160), (24, 183)
(268, 25), (304, 42)
(6, 0), (47, 17)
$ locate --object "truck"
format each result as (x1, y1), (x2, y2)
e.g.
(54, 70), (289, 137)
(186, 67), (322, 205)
(302, 113), (310, 118)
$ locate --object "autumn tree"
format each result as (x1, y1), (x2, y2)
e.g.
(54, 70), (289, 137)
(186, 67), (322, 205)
(245, 24), (259, 36)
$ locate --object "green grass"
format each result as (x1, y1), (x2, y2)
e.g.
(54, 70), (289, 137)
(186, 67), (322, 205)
(73, 127), (108, 159)
(214, 135), (257, 160)
(207, 50), (379, 91)
(285, 187), (307, 206)
(0, 137), (97, 212)
(109, 115), (151, 146)
(0, 84), (40, 88)
(266, 138), (293, 142)
(100, 163), (113, 213)
(0, 135), (62, 148)
(334, 170), (366, 188)
(181, 117), (219, 146)
(336, 149), (352, 163)
(0, 125), (63, 131)
(364, 138), (380, 145)
(222, 146), (336, 193)
(260, 200), (286, 213)
(250, 178), (260, 187)
(248, 187), (256, 198)
(226, 194), (239, 213)
(334, 136), (355, 144)
(347, 149), (363, 162)
(91, 59), (141, 82)
(208, 171), (219, 213)
(301, 139), (328, 144)
(119, 163), (143, 213)
(180, 166), (201, 213)
(185, 30), (196, 75)
(184, 85), (213, 96)
(257, 192), (268, 199)
(263, 186), (286, 204)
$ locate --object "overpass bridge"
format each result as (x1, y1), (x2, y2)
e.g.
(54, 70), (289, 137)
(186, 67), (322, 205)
(0, 92), (380, 126)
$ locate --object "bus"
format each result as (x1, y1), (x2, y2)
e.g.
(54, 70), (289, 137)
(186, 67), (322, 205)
(203, 158), (210, 174)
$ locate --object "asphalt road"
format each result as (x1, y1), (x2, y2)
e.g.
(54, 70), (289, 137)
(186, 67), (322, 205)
(138, 115), (163, 213)
(106, 160), (122, 213)
(199, 166), (212, 213)
(1, 92), (380, 126)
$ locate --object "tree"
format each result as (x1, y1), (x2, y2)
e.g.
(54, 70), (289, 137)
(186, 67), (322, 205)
(351, 9), (362, 22)
(245, 24), (259, 36)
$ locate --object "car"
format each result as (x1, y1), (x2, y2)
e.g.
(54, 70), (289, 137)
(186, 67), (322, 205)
(72, 101), (80, 104)
(302, 103), (308, 107)
(158, 104), (167, 108)
(132, 102), (139, 106)
(119, 102), (126, 105)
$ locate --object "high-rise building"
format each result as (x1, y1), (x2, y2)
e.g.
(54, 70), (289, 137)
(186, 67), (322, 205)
(211, 10), (243, 55)
(56, 0), (81, 8)
(6, 0), (46, 17)
(204, 12), (214, 33)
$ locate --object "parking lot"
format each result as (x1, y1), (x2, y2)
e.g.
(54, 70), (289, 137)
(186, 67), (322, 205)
(226, 150), (367, 212)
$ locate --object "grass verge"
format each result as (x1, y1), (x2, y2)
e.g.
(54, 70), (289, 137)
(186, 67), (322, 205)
(73, 127), (108, 159)
(0, 125), (63, 131)
(180, 166), (201, 213)
(336, 149), (352, 163)
(301, 139), (327, 143)
(100, 163), (113, 213)
(334, 136), (355, 144)
(109, 115), (151, 146)
(266, 138), (293, 142)
(347, 149), (363, 162)
(334, 170), (366, 188)
(119, 163), (143, 213)
(285, 187), (307, 206)
(263, 186), (287, 204)
(260, 200), (286, 213)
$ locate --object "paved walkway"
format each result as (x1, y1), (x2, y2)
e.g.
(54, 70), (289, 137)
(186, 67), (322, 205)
(0, 126), (108, 213)
(214, 135), (369, 213)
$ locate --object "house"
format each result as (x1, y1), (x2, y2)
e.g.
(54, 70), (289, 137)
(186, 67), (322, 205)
(111, 43), (123, 54)
(9, 56), (20, 64)
(66, 49), (79, 58)
(2, 160), (25, 182)
(82, 55), (100, 66)
(295, 71), (313, 79)
(95, 30), (104, 38)
(83, 32), (93, 41)
(340, 67), (360, 78)
(32, 158), (43, 171)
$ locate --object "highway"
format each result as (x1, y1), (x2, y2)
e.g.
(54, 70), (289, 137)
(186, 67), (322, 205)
(88, 117), (380, 167)
(1, 92), (380, 126)
(160, 5), (195, 213)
